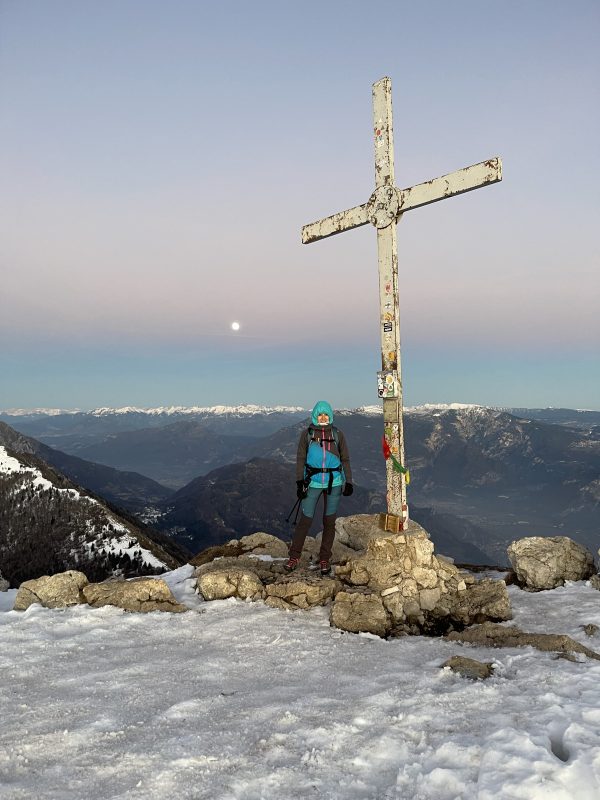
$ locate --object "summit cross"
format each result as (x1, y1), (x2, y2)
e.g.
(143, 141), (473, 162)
(301, 77), (502, 532)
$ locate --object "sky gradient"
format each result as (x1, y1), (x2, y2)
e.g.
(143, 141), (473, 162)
(1, 0), (598, 410)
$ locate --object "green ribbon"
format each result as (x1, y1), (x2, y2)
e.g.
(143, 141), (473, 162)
(390, 454), (410, 483)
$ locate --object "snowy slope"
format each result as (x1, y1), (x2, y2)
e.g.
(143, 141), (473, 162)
(1, 568), (599, 799)
(0, 445), (178, 586)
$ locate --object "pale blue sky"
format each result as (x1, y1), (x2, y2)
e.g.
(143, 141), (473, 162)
(1, 0), (598, 410)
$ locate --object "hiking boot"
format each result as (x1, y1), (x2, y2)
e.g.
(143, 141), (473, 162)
(320, 560), (331, 576)
(284, 557), (300, 573)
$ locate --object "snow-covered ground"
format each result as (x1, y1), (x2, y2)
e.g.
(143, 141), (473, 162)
(1, 568), (600, 800)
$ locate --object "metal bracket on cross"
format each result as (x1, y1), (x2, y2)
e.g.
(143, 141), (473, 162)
(302, 156), (502, 243)
(301, 77), (502, 531)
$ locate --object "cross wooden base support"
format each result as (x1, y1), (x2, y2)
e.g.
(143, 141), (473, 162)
(379, 512), (405, 533)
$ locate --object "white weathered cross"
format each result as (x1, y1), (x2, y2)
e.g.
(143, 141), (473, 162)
(302, 77), (502, 532)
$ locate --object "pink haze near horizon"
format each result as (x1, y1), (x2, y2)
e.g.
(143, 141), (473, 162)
(0, 1), (598, 409)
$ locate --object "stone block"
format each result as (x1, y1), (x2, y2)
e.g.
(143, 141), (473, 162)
(197, 567), (264, 601)
(83, 578), (187, 613)
(508, 536), (595, 590)
(14, 571), (88, 611)
(265, 575), (338, 610)
(330, 590), (390, 637)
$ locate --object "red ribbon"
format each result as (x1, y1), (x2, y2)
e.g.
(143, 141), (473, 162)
(382, 436), (391, 460)
(382, 436), (409, 478)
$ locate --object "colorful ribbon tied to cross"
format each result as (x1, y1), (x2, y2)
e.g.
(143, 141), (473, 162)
(382, 437), (410, 484)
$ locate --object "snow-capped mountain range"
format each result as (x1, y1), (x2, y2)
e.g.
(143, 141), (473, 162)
(1, 404), (307, 418)
(3, 402), (598, 425)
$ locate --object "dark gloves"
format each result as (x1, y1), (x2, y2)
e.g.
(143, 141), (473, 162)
(296, 480), (308, 499)
(342, 482), (354, 496)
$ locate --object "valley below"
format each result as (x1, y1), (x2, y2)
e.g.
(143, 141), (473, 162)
(1, 404), (598, 575)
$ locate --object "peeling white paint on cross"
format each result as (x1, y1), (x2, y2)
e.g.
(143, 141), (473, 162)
(301, 77), (502, 532)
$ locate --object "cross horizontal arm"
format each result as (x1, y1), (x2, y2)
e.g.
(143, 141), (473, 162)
(301, 203), (369, 244)
(399, 158), (502, 213)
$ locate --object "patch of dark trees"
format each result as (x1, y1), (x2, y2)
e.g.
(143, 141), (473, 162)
(0, 475), (166, 588)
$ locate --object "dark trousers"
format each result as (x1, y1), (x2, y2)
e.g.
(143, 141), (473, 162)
(289, 507), (337, 562)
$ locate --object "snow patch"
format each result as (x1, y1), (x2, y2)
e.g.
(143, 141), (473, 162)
(1, 445), (81, 496)
(83, 534), (166, 570)
(351, 405), (383, 415)
(0, 408), (80, 416)
(407, 403), (486, 413)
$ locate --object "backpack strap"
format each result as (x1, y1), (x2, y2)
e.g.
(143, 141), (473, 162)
(307, 425), (339, 446)
(332, 426), (340, 449)
(304, 464), (341, 494)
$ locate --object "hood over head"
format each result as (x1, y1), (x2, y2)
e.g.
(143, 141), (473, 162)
(311, 400), (334, 426)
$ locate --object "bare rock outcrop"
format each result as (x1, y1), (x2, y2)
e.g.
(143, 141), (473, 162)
(441, 655), (495, 680)
(14, 570), (89, 610)
(446, 622), (600, 661)
(334, 519), (439, 590)
(194, 555), (282, 585)
(439, 578), (512, 627)
(264, 575), (339, 611)
(233, 532), (290, 558)
(329, 589), (389, 637)
(190, 519), (512, 639)
(331, 517), (511, 635)
(190, 532), (289, 568)
(190, 542), (246, 568)
(83, 578), (187, 613)
(0, 569), (9, 593)
(335, 513), (409, 551)
(507, 536), (595, 590)
(191, 530), (353, 577)
(197, 566), (265, 601)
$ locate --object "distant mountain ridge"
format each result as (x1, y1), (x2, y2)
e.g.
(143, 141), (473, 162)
(0, 404), (308, 423)
(0, 421), (173, 512)
(68, 420), (258, 490)
(196, 407), (600, 563)
(3, 403), (599, 430)
(157, 457), (494, 565)
(2, 405), (597, 568)
(88, 404), (307, 416)
(0, 406), (311, 449)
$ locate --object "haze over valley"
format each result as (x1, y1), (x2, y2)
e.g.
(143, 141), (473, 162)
(2, 403), (598, 578)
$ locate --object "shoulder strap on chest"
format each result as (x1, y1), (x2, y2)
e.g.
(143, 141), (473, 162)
(307, 426), (339, 447)
(332, 426), (340, 448)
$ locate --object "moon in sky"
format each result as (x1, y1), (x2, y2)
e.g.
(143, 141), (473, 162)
(231, 321), (240, 331)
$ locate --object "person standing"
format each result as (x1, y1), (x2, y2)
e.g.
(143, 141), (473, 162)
(285, 400), (353, 575)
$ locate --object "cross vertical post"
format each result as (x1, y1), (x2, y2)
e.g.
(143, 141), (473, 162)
(372, 77), (407, 525)
(301, 77), (501, 533)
